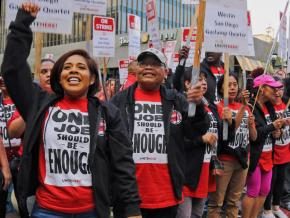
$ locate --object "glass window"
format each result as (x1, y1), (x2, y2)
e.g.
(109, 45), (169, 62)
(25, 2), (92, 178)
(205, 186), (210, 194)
(132, 1), (137, 14)
(127, 0), (133, 13)
(122, 9), (127, 33)
(165, 2), (168, 29)
(169, 1), (173, 29)
(137, 0), (143, 16)
(160, 0), (164, 30)
(176, 3), (180, 27)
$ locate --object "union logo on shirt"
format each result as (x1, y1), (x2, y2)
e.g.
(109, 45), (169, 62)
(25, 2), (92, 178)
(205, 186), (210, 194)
(170, 110), (182, 125)
(98, 118), (106, 136)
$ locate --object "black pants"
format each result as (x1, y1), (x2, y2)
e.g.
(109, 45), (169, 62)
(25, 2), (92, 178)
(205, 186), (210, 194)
(281, 162), (290, 204)
(141, 205), (178, 218)
(264, 163), (288, 210)
(0, 158), (29, 218)
(0, 190), (8, 218)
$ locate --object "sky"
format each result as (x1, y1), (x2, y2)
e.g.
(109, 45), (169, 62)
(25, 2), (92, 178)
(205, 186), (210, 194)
(248, 0), (289, 35)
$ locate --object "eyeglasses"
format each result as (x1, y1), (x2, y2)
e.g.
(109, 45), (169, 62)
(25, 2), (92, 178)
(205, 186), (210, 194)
(138, 62), (165, 68)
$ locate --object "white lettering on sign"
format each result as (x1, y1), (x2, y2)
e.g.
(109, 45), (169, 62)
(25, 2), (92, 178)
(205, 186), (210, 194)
(132, 101), (167, 164)
(119, 59), (129, 84)
(203, 111), (218, 163)
(73, 0), (107, 15)
(275, 109), (290, 146)
(204, 0), (248, 55)
(6, 0), (73, 34)
(93, 16), (115, 57)
(43, 107), (92, 187)
(228, 109), (249, 149)
(0, 104), (21, 148)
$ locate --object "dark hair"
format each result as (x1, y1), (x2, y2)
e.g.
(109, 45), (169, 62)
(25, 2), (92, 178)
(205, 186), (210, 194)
(50, 49), (99, 97)
(217, 72), (239, 98)
(183, 67), (207, 82)
(250, 67), (264, 79)
(183, 67), (192, 82)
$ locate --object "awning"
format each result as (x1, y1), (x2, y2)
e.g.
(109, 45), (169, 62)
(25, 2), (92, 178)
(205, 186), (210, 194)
(235, 55), (272, 72)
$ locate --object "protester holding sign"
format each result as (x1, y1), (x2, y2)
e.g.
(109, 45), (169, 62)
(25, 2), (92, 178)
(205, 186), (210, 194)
(111, 48), (209, 218)
(1, 3), (141, 218)
(5, 57), (55, 216)
(263, 81), (290, 218)
(242, 75), (285, 218)
(200, 52), (224, 104)
(207, 73), (257, 218)
(176, 70), (235, 218)
(0, 76), (22, 217)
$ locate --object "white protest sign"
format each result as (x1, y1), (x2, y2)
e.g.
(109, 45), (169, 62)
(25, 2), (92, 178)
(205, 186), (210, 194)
(163, 41), (177, 67)
(287, 15), (290, 73)
(182, 0), (200, 4)
(146, 0), (162, 50)
(278, 11), (287, 60)
(247, 11), (255, 57)
(204, 0), (248, 55)
(181, 27), (197, 67)
(118, 59), (129, 84)
(169, 52), (180, 72)
(5, 0), (73, 34)
(73, 0), (107, 15)
(128, 14), (141, 60)
(93, 16), (115, 57)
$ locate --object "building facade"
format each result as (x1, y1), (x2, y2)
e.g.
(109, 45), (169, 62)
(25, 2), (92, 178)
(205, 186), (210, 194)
(0, 0), (195, 54)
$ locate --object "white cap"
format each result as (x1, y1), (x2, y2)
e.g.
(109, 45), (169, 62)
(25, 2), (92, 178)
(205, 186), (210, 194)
(137, 48), (167, 66)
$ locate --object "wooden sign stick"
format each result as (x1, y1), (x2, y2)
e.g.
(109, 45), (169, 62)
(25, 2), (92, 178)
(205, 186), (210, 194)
(223, 53), (230, 140)
(85, 14), (92, 54)
(34, 32), (43, 79)
(188, 0), (206, 117)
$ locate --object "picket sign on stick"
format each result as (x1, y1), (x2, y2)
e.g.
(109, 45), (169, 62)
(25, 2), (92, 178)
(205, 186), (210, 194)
(102, 57), (109, 100)
(223, 53), (230, 140)
(242, 70), (247, 90)
(179, 16), (196, 66)
(252, 0), (289, 113)
(34, 32), (43, 78)
(188, 0), (206, 117)
(85, 15), (92, 54)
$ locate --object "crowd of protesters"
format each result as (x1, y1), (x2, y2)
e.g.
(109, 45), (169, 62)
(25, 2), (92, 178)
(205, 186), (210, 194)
(0, 2), (289, 218)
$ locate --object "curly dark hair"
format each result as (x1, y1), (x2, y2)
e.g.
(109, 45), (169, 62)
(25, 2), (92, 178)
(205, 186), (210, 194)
(250, 67), (264, 79)
(50, 49), (99, 97)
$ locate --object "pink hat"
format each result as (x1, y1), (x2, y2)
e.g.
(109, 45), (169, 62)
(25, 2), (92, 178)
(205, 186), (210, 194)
(253, 74), (283, 88)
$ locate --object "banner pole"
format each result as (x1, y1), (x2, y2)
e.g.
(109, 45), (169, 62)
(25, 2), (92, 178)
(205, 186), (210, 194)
(34, 32), (43, 79)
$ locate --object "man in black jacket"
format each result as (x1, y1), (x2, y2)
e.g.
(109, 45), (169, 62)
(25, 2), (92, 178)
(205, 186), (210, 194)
(111, 48), (209, 218)
(200, 52), (224, 104)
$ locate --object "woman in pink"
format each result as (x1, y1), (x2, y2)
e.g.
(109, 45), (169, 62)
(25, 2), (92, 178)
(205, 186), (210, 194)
(242, 74), (285, 218)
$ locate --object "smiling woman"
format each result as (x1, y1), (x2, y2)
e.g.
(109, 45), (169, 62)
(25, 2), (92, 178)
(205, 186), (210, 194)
(50, 50), (99, 99)
(1, 2), (141, 218)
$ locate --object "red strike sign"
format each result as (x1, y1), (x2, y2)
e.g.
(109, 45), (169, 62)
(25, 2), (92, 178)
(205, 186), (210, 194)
(129, 15), (135, 29)
(173, 53), (179, 62)
(146, 1), (156, 22)
(247, 11), (251, 26)
(94, 17), (114, 32)
(182, 28), (197, 42)
(119, 60), (129, 69)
